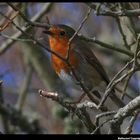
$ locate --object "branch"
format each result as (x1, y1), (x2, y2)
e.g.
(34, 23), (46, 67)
(97, 59), (134, 108)
(94, 110), (116, 134)
(109, 95), (140, 134)
(0, 3), (52, 55)
(0, 11), (19, 32)
(0, 10), (69, 63)
(76, 100), (108, 111)
(98, 46), (140, 108)
(79, 35), (134, 58)
(115, 17), (129, 49)
(66, 7), (92, 60)
(121, 75), (132, 100)
(39, 89), (96, 133)
(133, 34), (140, 68)
(0, 32), (35, 42)
(7, 3), (50, 29)
(121, 35), (140, 99)
(125, 111), (139, 134)
(92, 118), (112, 134)
(95, 111), (117, 127)
(87, 3), (140, 17)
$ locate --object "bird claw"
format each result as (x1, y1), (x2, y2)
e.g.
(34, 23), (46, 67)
(65, 92), (86, 105)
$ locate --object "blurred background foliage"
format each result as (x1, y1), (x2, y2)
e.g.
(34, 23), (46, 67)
(0, 2), (140, 134)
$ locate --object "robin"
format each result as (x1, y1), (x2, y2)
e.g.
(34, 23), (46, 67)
(43, 24), (124, 108)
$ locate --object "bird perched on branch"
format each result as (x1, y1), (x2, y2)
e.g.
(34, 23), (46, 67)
(43, 24), (124, 108)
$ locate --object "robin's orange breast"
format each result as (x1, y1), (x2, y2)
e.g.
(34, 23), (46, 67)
(51, 52), (78, 75)
(49, 36), (78, 75)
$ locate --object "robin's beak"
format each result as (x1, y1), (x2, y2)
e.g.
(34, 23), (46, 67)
(43, 30), (54, 36)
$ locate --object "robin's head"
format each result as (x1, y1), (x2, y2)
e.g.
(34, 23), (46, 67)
(43, 24), (78, 44)
(43, 24), (78, 52)
(43, 25), (79, 73)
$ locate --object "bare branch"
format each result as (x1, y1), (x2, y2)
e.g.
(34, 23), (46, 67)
(95, 111), (117, 126)
(0, 11), (19, 32)
(0, 32), (35, 42)
(97, 59), (133, 108)
(87, 3), (140, 17)
(109, 95), (140, 134)
(66, 7), (92, 60)
(76, 100), (108, 111)
(121, 75), (132, 100)
(39, 89), (96, 133)
(7, 3), (50, 29)
(133, 34), (140, 68)
(98, 46), (140, 108)
(0, 3), (52, 55)
(125, 111), (139, 134)
(92, 118), (113, 134)
(115, 17), (129, 49)
(79, 35), (134, 58)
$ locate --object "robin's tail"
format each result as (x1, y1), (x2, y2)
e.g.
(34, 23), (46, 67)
(109, 90), (125, 108)
(92, 89), (125, 108)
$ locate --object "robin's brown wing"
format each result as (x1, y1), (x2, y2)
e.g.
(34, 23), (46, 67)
(72, 40), (110, 85)
(72, 40), (125, 108)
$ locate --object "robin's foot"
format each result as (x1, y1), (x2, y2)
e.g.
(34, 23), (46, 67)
(65, 92), (86, 104)
(92, 90), (101, 99)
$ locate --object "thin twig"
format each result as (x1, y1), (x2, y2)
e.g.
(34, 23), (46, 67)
(0, 3), (52, 55)
(125, 111), (139, 134)
(121, 35), (140, 100)
(115, 17), (129, 49)
(97, 60), (133, 108)
(0, 11), (19, 32)
(95, 111), (117, 127)
(25, 21), (50, 28)
(76, 100), (98, 109)
(0, 32), (36, 42)
(98, 49), (140, 108)
(126, 17), (137, 40)
(79, 35), (134, 58)
(121, 75), (132, 100)
(7, 3), (50, 29)
(133, 34), (140, 68)
(121, 35), (140, 99)
(91, 118), (113, 134)
(0, 11), (69, 63)
(87, 5), (140, 17)
(76, 100), (108, 111)
(98, 62), (139, 108)
(86, 3), (97, 10)
(66, 7), (92, 60)
(7, 3), (31, 24)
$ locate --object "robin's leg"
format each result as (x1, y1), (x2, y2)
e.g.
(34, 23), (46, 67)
(91, 90), (101, 99)
(65, 92), (86, 104)
(65, 91), (109, 111)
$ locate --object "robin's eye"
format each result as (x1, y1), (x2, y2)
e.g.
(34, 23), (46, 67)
(60, 31), (66, 36)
